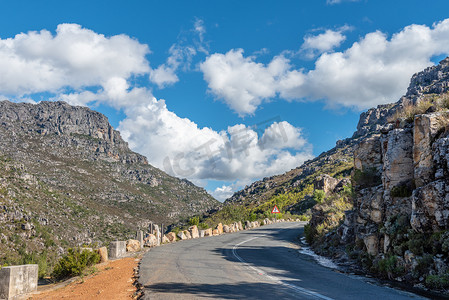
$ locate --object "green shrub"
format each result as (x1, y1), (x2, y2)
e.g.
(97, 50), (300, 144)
(425, 274), (449, 289)
(414, 254), (433, 278)
(376, 255), (404, 279)
(198, 223), (208, 230)
(304, 224), (316, 245)
(249, 213), (257, 222)
(313, 189), (325, 204)
(51, 248), (100, 280)
(188, 216), (200, 226)
(407, 231), (426, 255)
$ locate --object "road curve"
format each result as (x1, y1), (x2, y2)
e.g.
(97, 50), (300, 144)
(139, 222), (425, 300)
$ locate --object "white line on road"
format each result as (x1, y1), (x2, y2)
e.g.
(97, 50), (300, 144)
(232, 232), (334, 300)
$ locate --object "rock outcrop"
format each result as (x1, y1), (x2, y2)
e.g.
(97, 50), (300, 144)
(314, 57), (449, 290)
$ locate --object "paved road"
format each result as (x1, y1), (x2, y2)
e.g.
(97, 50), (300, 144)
(139, 222), (425, 299)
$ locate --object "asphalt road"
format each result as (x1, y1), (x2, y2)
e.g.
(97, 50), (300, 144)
(139, 222), (425, 300)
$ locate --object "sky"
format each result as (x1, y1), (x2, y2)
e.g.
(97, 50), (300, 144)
(0, 0), (449, 201)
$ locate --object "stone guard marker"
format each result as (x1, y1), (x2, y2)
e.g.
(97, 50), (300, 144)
(0, 264), (38, 299)
(136, 230), (144, 249)
(108, 241), (127, 259)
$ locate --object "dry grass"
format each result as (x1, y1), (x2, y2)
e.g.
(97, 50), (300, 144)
(388, 92), (449, 124)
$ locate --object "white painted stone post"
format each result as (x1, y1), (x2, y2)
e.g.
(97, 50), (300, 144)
(0, 264), (38, 299)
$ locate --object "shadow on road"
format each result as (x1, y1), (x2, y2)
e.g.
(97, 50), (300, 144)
(144, 281), (305, 299)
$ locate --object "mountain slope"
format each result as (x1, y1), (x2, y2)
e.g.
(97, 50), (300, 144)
(0, 100), (219, 271)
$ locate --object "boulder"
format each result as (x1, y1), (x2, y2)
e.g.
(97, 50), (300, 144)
(189, 225), (199, 239)
(223, 225), (231, 233)
(217, 223), (223, 235)
(126, 239), (141, 252)
(177, 231), (187, 240)
(314, 174), (339, 195)
(183, 230), (192, 239)
(234, 222), (240, 231)
(204, 228), (213, 236)
(199, 230), (206, 237)
(212, 229), (219, 236)
(167, 232), (177, 242)
(97, 247), (108, 263)
(162, 235), (170, 244)
(245, 221), (252, 229)
(145, 234), (158, 247)
(238, 221), (243, 231)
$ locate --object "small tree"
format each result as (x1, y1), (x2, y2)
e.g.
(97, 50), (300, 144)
(313, 189), (325, 204)
(189, 216), (200, 226)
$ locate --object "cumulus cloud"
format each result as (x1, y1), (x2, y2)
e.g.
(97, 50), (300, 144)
(0, 23), (149, 96)
(117, 90), (313, 182)
(201, 19), (449, 114)
(200, 49), (291, 116)
(300, 28), (349, 58)
(210, 185), (235, 202)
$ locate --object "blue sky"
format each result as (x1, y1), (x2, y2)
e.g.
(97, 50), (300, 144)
(0, 0), (449, 201)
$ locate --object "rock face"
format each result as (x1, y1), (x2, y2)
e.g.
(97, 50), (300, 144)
(322, 57), (449, 288)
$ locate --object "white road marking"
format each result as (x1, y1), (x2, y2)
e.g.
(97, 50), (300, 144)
(232, 229), (334, 300)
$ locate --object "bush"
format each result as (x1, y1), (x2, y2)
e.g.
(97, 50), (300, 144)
(198, 223), (208, 230)
(51, 248), (100, 280)
(20, 251), (48, 278)
(313, 189), (325, 204)
(188, 216), (200, 226)
(304, 224), (316, 244)
(376, 255), (404, 279)
(425, 274), (449, 289)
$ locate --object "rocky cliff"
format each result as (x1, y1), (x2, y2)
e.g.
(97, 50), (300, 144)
(215, 57), (449, 293)
(306, 57), (449, 293)
(0, 101), (219, 271)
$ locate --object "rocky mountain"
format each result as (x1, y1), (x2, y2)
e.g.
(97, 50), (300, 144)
(0, 101), (218, 270)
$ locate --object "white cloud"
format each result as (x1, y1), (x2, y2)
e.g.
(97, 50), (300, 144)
(201, 19), (449, 114)
(200, 49), (291, 116)
(0, 23), (149, 96)
(210, 185), (235, 202)
(300, 28), (348, 58)
(117, 90), (313, 182)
